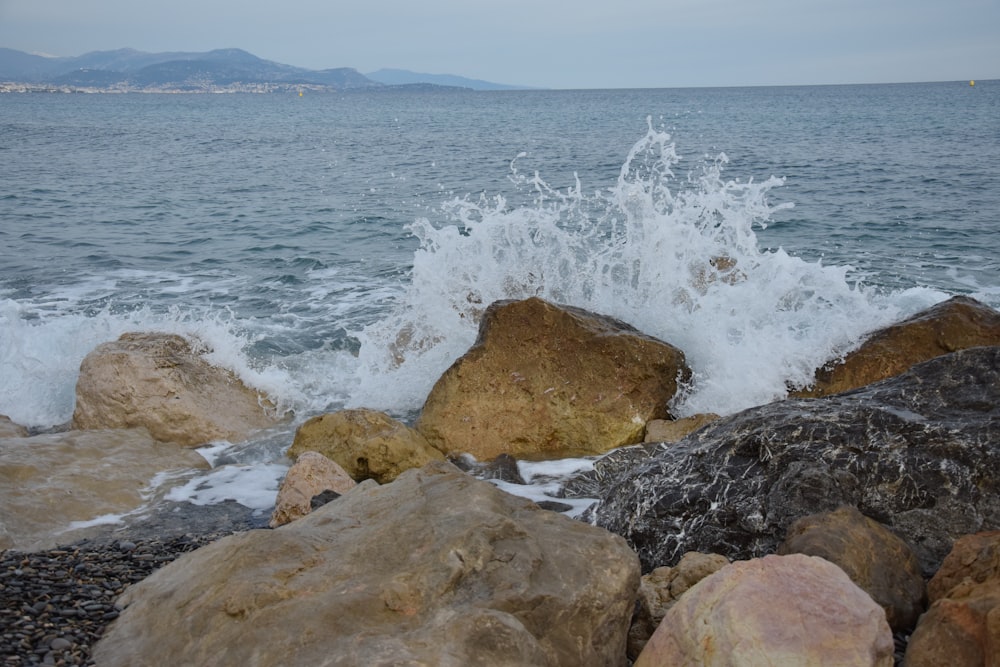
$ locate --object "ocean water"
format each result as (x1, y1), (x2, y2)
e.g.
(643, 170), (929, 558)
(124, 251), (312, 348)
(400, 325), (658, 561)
(2, 81), (999, 516)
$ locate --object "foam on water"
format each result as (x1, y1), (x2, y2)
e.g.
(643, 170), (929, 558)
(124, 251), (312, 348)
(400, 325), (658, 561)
(351, 121), (946, 417)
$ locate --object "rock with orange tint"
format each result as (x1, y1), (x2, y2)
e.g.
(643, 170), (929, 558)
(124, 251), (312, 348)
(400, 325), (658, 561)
(417, 297), (689, 460)
(269, 451), (357, 528)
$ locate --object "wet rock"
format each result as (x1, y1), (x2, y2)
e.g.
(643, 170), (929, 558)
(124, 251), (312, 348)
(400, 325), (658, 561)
(627, 551), (730, 660)
(269, 451), (356, 528)
(777, 505), (926, 631)
(72, 332), (280, 447)
(590, 347), (1000, 576)
(417, 297), (690, 460)
(633, 554), (895, 667)
(0, 428), (208, 551)
(287, 408), (445, 484)
(644, 413), (719, 443)
(93, 461), (640, 667)
(0, 415), (28, 438)
(794, 296), (1000, 397)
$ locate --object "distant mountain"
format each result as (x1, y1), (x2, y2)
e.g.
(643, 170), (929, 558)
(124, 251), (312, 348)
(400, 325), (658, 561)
(0, 47), (475, 92)
(365, 68), (527, 91)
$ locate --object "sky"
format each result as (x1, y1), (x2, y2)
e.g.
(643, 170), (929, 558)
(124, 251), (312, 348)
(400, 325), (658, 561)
(1, 0), (998, 89)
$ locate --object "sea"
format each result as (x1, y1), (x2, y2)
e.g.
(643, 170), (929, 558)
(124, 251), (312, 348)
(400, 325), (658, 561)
(2, 81), (999, 522)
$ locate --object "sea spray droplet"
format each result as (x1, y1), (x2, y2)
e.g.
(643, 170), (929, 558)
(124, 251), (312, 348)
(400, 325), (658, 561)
(351, 125), (908, 417)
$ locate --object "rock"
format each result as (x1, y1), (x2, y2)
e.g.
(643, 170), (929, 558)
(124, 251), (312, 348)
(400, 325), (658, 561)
(590, 347), (1000, 576)
(0, 428), (208, 551)
(72, 332), (280, 447)
(268, 451), (356, 528)
(777, 506), (926, 631)
(93, 461), (640, 667)
(903, 531), (1000, 666)
(287, 408), (445, 484)
(795, 296), (1000, 397)
(417, 297), (690, 460)
(628, 552), (729, 660)
(0, 415), (28, 438)
(644, 413), (719, 443)
(633, 554), (895, 667)
(927, 531), (1000, 602)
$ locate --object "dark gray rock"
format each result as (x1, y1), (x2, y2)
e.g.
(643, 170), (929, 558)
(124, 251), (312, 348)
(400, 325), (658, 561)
(589, 346), (1000, 576)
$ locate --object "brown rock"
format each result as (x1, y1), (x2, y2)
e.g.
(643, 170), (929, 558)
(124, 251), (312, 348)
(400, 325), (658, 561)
(777, 505), (926, 631)
(644, 413), (720, 443)
(927, 530), (1000, 602)
(634, 554), (895, 667)
(269, 451), (357, 528)
(72, 332), (280, 447)
(0, 415), (28, 438)
(417, 297), (690, 460)
(93, 461), (640, 667)
(0, 428), (208, 551)
(628, 552), (730, 660)
(904, 531), (1000, 667)
(287, 408), (445, 484)
(795, 296), (1000, 397)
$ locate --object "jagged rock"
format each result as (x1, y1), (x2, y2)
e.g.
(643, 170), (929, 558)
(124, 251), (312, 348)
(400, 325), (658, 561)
(644, 413), (719, 443)
(269, 451), (356, 528)
(0, 415), (28, 438)
(0, 428), (208, 551)
(795, 296), (1000, 397)
(287, 408), (445, 483)
(904, 531), (1000, 666)
(417, 297), (690, 460)
(72, 332), (280, 447)
(777, 506), (926, 631)
(93, 461), (640, 667)
(590, 347), (1000, 576)
(633, 554), (895, 667)
(627, 552), (730, 660)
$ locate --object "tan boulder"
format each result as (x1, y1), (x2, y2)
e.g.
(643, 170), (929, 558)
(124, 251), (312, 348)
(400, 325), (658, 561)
(644, 413), (720, 443)
(417, 297), (690, 460)
(628, 552), (730, 660)
(904, 531), (1000, 667)
(269, 451), (357, 528)
(634, 554), (895, 667)
(287, 408), (445, 483)
(0, 428), (208, 551)
(795, 296), (1000, 397)
(94, 461), (640, 667)
(778, 505), (926, 631)
(71, 332), (280, 447)
(0, 415), (28, 438)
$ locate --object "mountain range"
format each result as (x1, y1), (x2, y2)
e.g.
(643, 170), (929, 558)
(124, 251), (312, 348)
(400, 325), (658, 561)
(0, 47), (524, 92)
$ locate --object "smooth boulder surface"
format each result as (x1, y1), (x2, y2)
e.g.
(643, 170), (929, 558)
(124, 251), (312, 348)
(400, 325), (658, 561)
(72, 332), (279, 447)
(590, 346), (1000, 575)
(287, 408), (445, 483)
(0, 428), (208, 551)
(417, 297), (689, 460)
(633, 554), (895, 667)
(777, 506), (926, 631)
(268, 451), (357, 528)
(93, 461), (640, 667)
(795, 296), (1000, 397)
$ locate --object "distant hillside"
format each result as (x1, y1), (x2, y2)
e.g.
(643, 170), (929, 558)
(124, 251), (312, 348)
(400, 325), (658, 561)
(0, 47), (485, 92)
(365, 68), (527, 91)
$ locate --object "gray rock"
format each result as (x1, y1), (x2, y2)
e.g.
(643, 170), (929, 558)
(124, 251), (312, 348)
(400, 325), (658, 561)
(589, 347), (1000, 575)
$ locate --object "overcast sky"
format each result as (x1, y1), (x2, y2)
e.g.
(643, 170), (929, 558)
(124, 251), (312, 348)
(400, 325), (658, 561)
(1, 0), (997, 89)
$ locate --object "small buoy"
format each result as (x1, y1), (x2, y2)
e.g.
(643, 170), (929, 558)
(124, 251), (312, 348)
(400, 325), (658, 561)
(970, 80), (975, 86)
(299, 90), (304, 97)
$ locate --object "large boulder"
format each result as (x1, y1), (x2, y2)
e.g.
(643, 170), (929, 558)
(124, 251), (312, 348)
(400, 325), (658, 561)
(72, 332), (280, 447)
(777, 505), (926, 631)
(268, 451), (357, 528)
(93, 461), (641, 667)
(633, 554), (895, 667)
(0, 428), (208, 551)
(287, 408), (445, 483)
(417, 297), (690, 460)
(589, 346), (1000, 576)
(904, 531), (1000, 667)
(795, 296), (1000, 397)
